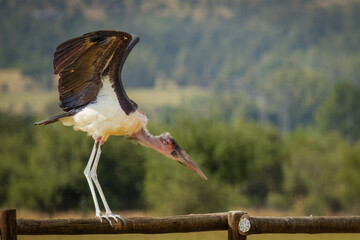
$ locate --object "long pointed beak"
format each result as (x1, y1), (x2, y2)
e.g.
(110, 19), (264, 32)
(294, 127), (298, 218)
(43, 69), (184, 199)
(172, 147), (208, 180)
(131, 128), (207, 180)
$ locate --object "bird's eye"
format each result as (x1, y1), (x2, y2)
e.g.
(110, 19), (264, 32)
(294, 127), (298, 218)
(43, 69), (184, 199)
(161, 138), (170, 145)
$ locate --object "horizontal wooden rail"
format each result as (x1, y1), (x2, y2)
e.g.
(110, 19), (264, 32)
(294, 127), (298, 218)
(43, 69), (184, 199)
(239, 214), (360, 235)
(17, 212), (229, 235)
(1, 209), (360, 240)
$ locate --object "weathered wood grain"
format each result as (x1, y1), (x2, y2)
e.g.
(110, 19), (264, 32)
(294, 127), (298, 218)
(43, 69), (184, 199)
(239, 215), (360, 235)
(227, 211), (247, 240)
(0, 209), (17, 240)
(17, 212), (228, 235)
(2, 209), (358, 237)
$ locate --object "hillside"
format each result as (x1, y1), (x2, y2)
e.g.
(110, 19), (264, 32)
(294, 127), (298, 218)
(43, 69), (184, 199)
(1, 0), (360, 88)
(2, 0), (360, 131)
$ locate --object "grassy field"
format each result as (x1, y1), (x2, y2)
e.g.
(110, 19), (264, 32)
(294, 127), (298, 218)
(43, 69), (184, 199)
(0, 91), (57, 114)
(0, 86), (210, 115)
(18, 230), (360, 240)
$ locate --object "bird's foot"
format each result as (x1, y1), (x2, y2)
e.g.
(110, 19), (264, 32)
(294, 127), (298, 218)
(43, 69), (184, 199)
(106, 211), (126, 225)
(96, 211), (126, 227)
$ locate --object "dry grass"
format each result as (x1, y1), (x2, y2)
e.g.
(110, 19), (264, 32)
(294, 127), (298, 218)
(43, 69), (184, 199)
(18, 233), (360, 240)
(0, 86), (209, 115)
(0, 69), (39, 93)
(19, 231), (227, 240)
(0, 91), (57, 114)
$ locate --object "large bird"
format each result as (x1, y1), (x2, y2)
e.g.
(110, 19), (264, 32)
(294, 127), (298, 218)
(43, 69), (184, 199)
(35, 30), (207, 225)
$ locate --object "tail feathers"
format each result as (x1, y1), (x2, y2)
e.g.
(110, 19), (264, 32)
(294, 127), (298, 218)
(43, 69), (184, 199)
(34, 111), (77, 125)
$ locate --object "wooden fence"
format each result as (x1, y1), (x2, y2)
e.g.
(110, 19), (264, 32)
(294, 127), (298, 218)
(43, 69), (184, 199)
(1, 209), (360, 240)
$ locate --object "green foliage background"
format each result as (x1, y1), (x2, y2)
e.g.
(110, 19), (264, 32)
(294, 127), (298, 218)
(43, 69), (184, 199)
(2, 94), (360, 215)
(1, 0), (360, 215)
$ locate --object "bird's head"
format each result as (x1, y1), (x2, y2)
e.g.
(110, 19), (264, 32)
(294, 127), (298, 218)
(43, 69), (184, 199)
(131, 129), (207, 180)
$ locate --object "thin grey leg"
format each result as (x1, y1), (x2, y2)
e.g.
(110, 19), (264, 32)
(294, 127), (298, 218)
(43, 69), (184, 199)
(90, 143), (125, 225)
(83, 141), (103, 220)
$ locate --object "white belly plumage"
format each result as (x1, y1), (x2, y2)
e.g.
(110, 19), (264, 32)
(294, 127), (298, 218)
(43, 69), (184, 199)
(60, 77), (147, 141)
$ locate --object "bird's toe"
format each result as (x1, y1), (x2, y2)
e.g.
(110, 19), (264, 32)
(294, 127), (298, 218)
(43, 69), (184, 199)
(106, 212), (126, 225)
(95, 211), (125, 227)
(95, 212), (113, 226)
(95, 212), (104, 222)
(103, 215), (113, 227)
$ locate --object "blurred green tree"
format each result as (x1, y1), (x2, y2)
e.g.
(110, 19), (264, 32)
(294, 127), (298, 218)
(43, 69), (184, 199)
(317, 81), (360, 143)
(260, 67), (327, 133)
(283, 131), (345, 215)
(337, 142), (360, 213)
(143, 113), (285, 214)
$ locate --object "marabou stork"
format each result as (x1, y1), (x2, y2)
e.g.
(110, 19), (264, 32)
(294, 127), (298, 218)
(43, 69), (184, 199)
(35, 30), (207, 225)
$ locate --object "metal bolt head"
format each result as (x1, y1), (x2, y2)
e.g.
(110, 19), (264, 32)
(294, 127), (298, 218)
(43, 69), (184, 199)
(239, 217), (251, 233)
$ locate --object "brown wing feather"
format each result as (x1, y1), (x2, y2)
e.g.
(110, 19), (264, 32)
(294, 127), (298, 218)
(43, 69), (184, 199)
(54, 30), (139, 113)
(54, 36), (93, 75)
(55, 31), (119, 111)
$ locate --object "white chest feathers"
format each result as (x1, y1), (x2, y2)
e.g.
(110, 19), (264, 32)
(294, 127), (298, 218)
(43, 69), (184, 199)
(60, 78), (147, 140)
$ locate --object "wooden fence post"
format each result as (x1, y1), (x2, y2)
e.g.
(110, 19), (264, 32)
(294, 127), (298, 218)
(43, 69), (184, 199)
(228, 211), (247, 240)
(0, 209), (17, 240)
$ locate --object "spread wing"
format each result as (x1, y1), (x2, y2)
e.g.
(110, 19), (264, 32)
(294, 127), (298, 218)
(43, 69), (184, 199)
(54, 30), (139, 114)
